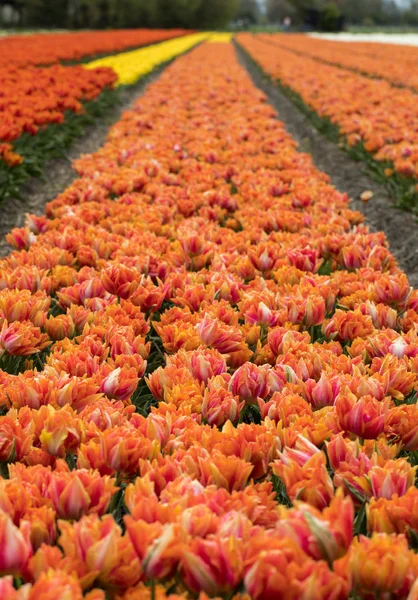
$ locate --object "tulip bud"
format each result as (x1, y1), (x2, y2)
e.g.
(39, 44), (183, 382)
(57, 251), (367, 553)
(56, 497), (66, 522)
(229, 362), (270, 403)
(189, 348), (227, 383)
(100, 367), (139, 401)
(369, 459), (416, 500)
(196, 315), (242, 354)
(305, 373), (341, 409)
(347, 534), (412, 594)
(0, 512), (32, 574)
(335, 390), (389, 439)
(44, 315), (76, 341)
(202, 387), (243, 426)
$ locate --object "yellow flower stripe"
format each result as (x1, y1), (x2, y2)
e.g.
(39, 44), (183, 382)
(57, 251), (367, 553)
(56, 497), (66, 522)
(85, 33), (208, 86)
(206, 33), (234, 43)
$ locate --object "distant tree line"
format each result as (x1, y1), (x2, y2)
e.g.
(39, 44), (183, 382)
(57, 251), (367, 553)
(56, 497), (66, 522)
(266, 0), (418, 28)
(1, 0), (418, 31)
(2, 0), (240, 29)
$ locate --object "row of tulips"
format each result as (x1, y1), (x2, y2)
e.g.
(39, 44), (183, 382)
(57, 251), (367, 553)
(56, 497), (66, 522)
(236, 33), (418, 208)
(2, 39), (418, 598)
(262, 34), (418, 91)
(1, 32), (205, 167)
(0, 33), (203, 201)
(0, 64), (117, 168)
(0, 29), (191, 68)
(85, 34), (208, 86)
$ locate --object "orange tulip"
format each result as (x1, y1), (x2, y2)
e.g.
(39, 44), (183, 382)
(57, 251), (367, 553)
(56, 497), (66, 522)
(196, 315), (243, 354)
(344, 533), (412, 594)
(228, 362), (270, 403)
(0, 511), (32, 574)
(244, 533), (346, 600)
(46, 468), (118, 519)
(100, 366), (140, 402)
(277, 488), (354, 562)
(38, 406), (84, 458)
(202, 387), (243, 426)
(374, 273), (411, 308)
(198, 451), (254, 492)
(0, 320), (50, 356)
(58, 513), (140, 589)
(188, 348), (227, 383)
(21, 506), (57, 550)
(323, 309), (374, 342)
(125, 518), (182, 580)
(5, 227), (36, 251)
(181, 535), (243, 596)
(101, 264), (140, 299)
(304, 373), (341, 409)
(367, 487), (418, 534)
(369, 459), (416, 500)
(0, 289), (50, 326)
(0, 416), (33, 462)
(386, 404), (418, 450)
(271, 451), (334, 509)
(335, 389), (389, 439)
(44, 314), (76, 341)
(77, 426), (159, 477)
(26, 569), (105, 600)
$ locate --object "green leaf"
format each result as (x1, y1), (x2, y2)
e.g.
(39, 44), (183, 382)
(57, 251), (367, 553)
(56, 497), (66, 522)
(342, 478), (368, 504)
(318, 258), (333, 276)
(407, 526), (418, 551)
(271, 473), (292, 507)
(353, 502), (367, 536)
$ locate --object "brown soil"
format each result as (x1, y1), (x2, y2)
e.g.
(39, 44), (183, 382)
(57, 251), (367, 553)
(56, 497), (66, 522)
(235, 43), (418, 288)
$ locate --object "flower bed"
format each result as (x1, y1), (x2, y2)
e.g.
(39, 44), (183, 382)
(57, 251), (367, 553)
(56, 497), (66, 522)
(0, 34), (205, 202)
(0, 29), (191, 68)
(261, 33), (418, 91)
(237, 33), (418, 210)
(85, 33), (208, 86)
(1, 40), (418, 599)
(0, 64), (117, 168)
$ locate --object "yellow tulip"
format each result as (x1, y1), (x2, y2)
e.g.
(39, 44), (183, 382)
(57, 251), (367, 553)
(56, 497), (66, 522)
(85, 33), (208, 87)
(207, 33), (234, 43)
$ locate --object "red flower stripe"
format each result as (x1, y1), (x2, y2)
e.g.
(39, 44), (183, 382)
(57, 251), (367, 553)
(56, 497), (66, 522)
(0, 29), (190, 68)
(0, 64), (117, 166)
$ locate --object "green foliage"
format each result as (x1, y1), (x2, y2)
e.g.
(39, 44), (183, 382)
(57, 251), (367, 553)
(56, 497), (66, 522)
(320, 3), (342, 31)
(9, 0), (418, 28)
(266, 0), (298, 24)
(193, 0), (240, 29)
(266, 0), (410, 27)
(16, 0), (241, 29)
(21, 0), (70, 28)
(235, 0), (261, 25)
(157, 0), (201, 28)
(271, 474), (292, 507)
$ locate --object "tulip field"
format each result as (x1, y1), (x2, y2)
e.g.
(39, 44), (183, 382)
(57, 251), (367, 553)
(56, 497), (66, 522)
(2, 29), (418, 600)
(237, 33), (418, 210)
(0, 29), (199, 201)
